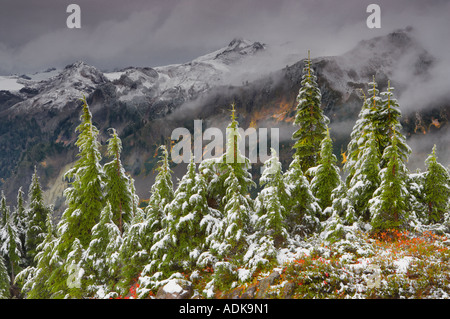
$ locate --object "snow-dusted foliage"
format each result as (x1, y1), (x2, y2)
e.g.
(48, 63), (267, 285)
(57, 97), (106, 253)
(6, 65), (450, 299)
(81, 202), (123, 297)
(150, 155), (212, 275)
(292, 52), (330, 173)
(0, 255), (9, 299)
(307, 128), (341, 211)
(103, 128), (134, 233)
(284, 155), (322, 237)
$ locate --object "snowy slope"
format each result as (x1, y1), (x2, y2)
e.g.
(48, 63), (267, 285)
(107, 38), (265, 105)
(6, 38), (265, 114)
(0, 76), (24, 92)
(10, 61), (107, 112)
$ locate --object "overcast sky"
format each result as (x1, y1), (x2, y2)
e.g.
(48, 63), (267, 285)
(0, 0), (449, 75)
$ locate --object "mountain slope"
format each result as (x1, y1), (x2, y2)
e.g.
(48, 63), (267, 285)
(0, 28), (447, 212)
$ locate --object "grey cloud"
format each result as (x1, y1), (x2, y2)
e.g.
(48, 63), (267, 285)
(1, 0), (449, 75)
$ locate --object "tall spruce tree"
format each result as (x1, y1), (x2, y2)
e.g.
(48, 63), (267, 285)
(120, 145), (174, 291)
(104, 128), (134, 234)
(255, 148), (289, 246)
(212, 104), (255, 259)
(369, 127), (411, 231)
(245, 149), (288, 272)
(344, 78), (382, 184)
(145, 145), (174, 230)
(26, 167), (52, 266)
(284, 155), (321, 237)
(292, 51), (329, 173)
(57, 97), (105, 253)
(0, 191), (6, 228)
(64, 238), (85, 299)
(151, 155), (211, 275)
(82, 202), (122, 297)
(14, 187), (27, 262)
(0, 255), (9, 299)
(423, 145), (450, 223)
(0, 208), (22, 284)
(217, 103), (256, 201)
(307, 128), (341, 211)
(347, 130), (381, 221)
(16, 212), (57, 299)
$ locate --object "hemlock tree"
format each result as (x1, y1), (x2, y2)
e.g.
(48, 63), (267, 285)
(307, 128), (341, 211)
(117, 213), (150, 294)
(64, 238), (85, 299)
(0, 192), (6, 227)
(103, 128), (134, 234)
(292, 51), (329, 173)
(0, 208), (22, 284)
(145, 145), (174, 234)
(124, 145), (174, 290)
(219, 169), (253, 258)
(284, 155), (321, 237)
(346, 130), (381, 221)
(254, 149), (289, 247)
(378, 82), (406, 159)
(151, 155), (211, 275)
(344, 78), (382, 184)
(57, 97), (105, 253)
(369, 127), (411, 231)
(0, 255), (9, 299)
(16, 214), (59, 299)
(26, 167), (52, 266)
(423, 145), (450, 223)
(245, 149), (288, 272)
(82, 202), (122, 297)
(216, 103), (256, 203)
(13, 187), (27, 257)
(211, 104), (255, 259)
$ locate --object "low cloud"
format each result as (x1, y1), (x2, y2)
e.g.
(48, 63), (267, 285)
(1, 0), (449, 77)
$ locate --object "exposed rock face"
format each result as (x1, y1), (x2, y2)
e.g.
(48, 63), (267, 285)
(156, 279), (194, 299)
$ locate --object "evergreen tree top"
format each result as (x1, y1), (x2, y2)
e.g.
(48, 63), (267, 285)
(29, 166), (43, 205)
(107, 128), (122, 160)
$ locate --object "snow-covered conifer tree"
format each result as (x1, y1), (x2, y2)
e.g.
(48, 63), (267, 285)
(346, 130), (381, 221)
(64, 238), (85, 298)
(369, 127), (411, 231)
(16, 213), (62, 299)
(423, 145), (450, 223)
(0, 192), (6, 228)
(0, 255), (9, 299)
(145, 145), (174, 233)
(104, 128), (134, 233)
(344, 78), (382, 184)
(151, 155), (211, 275)
(82, 202), (122, 297)
(307, 128), (341, 211)
(25, 167), (52, 266)
(284, 155), (321, 237)
(13, 187), (27, 261)
(377, 82), (410, 168)
(57, 97), (105, 253)
(211, 104), (255, 259)
(0, 208), (22, 284)
(244, 149), (288, 273)
(254, 148), (288, 246)
(292, 51), (329, 173)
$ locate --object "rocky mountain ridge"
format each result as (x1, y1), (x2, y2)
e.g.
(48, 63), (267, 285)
(0, 28), (447, 211)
